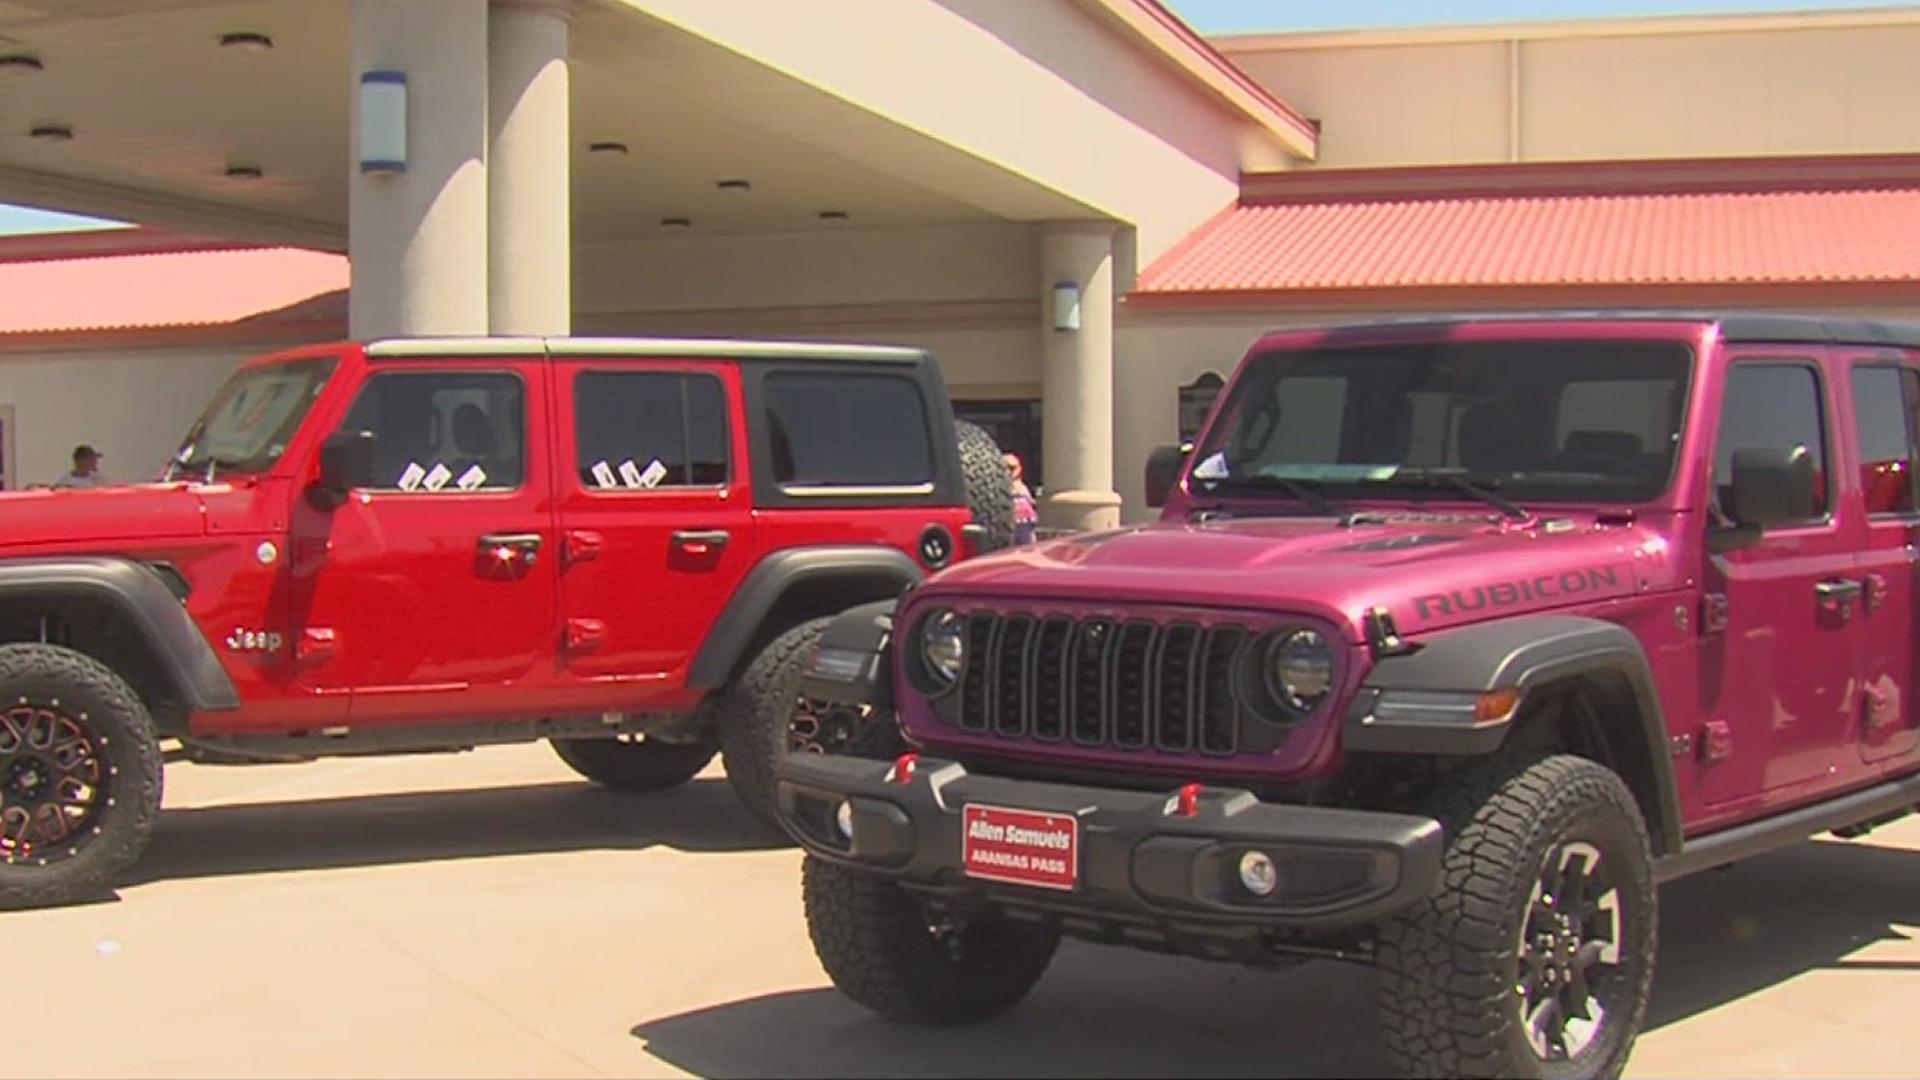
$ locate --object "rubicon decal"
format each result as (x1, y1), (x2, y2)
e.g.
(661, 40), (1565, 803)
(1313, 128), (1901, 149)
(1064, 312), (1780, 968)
(1412, 565), (1624, 622)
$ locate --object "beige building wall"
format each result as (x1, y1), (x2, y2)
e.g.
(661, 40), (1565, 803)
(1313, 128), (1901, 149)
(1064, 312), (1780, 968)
(0, 346), (254, 487)
(1221, 12), (1920, 168)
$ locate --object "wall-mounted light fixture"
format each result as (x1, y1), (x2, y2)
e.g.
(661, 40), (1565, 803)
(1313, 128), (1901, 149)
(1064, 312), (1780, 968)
(219, 32), (274, 51)
(28, 123), (72, 141)
(1052, 280), (1082, 333)
(0, 55), (43, 75)
(358, 71), (407, 175)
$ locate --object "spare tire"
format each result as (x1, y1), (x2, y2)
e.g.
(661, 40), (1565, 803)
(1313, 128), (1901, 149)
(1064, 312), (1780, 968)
(955, 419), (1014, 552)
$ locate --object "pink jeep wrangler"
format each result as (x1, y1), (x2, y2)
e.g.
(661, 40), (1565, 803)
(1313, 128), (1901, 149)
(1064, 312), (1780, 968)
(777, 313), (1920, 1078)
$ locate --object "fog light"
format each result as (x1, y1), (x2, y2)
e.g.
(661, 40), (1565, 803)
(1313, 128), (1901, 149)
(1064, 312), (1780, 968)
(834, 800), (855, 841)
(1238, 850), (1279, 897)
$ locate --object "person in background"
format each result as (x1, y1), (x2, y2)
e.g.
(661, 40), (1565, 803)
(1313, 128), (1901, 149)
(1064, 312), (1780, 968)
(52, 444), (107, 490)
(1005, 451), (1038, 545)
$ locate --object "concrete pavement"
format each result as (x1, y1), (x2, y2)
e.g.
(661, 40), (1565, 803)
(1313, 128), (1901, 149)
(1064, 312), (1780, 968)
(2, 744), (1914, 1078)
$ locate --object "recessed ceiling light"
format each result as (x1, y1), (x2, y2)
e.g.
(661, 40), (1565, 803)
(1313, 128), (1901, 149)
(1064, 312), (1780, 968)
(716, 179), (751, 192)
(28, 123), (72, 141)
(660, 216), (691, 228)
(0, 55), (43, 74)
(818, 210), (849, 221)
(588, 141), (629, 154)
(225, 164), (264, 180)
(219, 32), (274, 51)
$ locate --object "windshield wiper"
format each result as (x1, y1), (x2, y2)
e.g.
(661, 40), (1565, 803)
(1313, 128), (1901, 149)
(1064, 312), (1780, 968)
(1360, 468), (1530, 521)
(1204, 474), (1341, 515)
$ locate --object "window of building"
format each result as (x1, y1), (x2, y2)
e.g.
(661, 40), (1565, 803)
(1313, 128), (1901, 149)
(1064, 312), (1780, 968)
(764, 372), (934, 488)
(1714, 363), (1828, 521)
(337, 371), (526, 491)
(574, 371), (729, 490)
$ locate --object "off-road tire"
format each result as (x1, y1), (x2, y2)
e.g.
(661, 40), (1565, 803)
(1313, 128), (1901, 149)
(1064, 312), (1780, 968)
(803, 855), (1059, 1024)
(955, 419), (1014, 551)
(1375, 754), (1656, 1080)
(717, 617), (833, 827)
(0, 643), (163, 911)
(549, 735), (716, 793)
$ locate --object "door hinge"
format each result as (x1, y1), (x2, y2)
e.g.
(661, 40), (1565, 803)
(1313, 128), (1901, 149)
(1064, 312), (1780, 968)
(1702, 719), (1734, 763)
(1701, 592), (1729, 635)
(565, 618), (605, 654)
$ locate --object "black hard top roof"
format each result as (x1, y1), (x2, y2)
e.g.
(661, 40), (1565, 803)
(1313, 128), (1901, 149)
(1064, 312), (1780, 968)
(1287, 311), (1920, 349)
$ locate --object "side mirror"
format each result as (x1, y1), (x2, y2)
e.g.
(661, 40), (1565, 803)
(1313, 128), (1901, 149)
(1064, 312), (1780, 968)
(317, 431), (374, 498)
(1714, 445), (1814, 552)
(1144, 442), (1191, 509)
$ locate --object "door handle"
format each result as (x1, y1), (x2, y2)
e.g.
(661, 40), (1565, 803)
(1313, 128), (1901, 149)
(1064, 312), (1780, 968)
(1812, 580), (1858, 614)
(479, 532), (543, 566)
(671, 529), (731, 556)
(1816, 578), (1864, 605)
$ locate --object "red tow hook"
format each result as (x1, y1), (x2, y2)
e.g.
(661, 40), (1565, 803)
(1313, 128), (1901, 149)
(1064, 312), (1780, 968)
(887, 752), (920, 785)
(1172, 782), (1203, 817)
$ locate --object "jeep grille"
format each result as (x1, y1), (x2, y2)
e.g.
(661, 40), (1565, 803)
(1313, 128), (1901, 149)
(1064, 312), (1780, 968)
(956, 613), (1250, 755)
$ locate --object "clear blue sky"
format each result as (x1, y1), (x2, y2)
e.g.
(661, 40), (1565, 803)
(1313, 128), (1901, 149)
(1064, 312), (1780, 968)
(0, 0), (1905, 235)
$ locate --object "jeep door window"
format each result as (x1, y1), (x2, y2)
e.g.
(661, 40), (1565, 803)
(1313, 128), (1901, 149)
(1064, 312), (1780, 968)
(1849, 365), (1920, 516)
(574, 371), (728, 490)
(1714, 364), (1829, 522)
(764, 372), (935, 492)
(336, 371), (526, 491)
(1192, 341), (1690, 504)
(169, 358), (336, 479)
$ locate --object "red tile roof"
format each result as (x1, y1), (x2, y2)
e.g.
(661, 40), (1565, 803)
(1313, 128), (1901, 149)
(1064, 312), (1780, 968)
(1134, 156), (1920, 305)
(0, 237), (347, 335)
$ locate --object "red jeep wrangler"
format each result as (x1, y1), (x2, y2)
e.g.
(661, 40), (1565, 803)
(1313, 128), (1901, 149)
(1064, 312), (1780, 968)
(778, 314), (1920, 1078)
(0, 335), (1011, 909)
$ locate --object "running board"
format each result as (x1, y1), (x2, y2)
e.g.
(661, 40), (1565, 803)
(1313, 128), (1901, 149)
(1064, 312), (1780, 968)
(1655, 773), (1920, 883)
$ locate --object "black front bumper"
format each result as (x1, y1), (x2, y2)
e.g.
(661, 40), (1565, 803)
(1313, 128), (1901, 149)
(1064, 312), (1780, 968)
(777, 754), (1444, 942)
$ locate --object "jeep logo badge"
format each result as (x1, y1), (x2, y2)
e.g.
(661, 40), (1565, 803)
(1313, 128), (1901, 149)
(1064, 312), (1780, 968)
(919, 525), (955, 569)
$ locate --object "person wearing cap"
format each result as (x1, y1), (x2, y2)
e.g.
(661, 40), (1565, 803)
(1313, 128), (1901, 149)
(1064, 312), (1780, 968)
(52, 444), (107, 489)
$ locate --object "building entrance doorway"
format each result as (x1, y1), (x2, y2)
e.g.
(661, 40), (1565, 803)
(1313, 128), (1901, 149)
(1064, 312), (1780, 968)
(955, 399), (1042, 491)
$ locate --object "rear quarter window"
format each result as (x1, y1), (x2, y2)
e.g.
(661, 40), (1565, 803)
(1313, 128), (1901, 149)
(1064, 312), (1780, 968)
(764, 371), (934, 488)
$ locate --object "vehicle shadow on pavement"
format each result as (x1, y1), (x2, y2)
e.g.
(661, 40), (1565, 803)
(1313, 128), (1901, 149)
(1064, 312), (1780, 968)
(631, 834), (1919, 1078)
(632, 944), (1392, 1078)
(128, 777), (786, 884)
(1645, 833), (1920, 1029)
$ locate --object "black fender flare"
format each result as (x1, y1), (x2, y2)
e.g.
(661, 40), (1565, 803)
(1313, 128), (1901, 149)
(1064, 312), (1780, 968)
(686, 547), (921, 690)
(0, 556), (240, 712)
(1343, 614), (1682, 855)
(796, 599), (899, 711)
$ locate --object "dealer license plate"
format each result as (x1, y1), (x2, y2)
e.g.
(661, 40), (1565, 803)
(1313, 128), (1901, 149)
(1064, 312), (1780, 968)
(961, 804), (1079, 892)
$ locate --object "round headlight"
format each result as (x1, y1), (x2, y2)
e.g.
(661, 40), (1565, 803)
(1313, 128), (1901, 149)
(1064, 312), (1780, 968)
(1267, 628), (1334, 714)
(920, 609), (967, 687)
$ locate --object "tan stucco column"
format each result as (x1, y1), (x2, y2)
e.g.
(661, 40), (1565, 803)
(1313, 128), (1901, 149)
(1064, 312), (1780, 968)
(488, 0), (571, 336)
(1039, 224), (1123, 532)
(348, 0), (490, 339)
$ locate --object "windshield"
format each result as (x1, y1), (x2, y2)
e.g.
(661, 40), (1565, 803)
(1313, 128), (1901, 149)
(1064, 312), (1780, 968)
(1189, 340), (1691, 506)
(169, 358), (337, 479)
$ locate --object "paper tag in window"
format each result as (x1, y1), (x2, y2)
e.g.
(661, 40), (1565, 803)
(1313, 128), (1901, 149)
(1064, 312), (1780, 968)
(455, 465), (487, 491)
(422, 463), (453, 492)
(396, 461), (428, 491)
(1192, 452), (1229, 480)
(619, 460), (646, 488)
(590, 461), (618, 489)
(638, 459), (668, 488)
